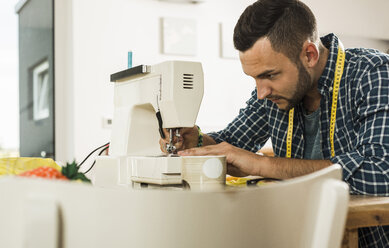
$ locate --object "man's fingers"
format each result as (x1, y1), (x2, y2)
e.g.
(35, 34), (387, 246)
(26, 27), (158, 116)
(174, 140), (184, 151)
(178, 145), (217, 156)
(162, 128), (169, 138)
(159, 139), (168, 153)
(178, 147), (202, 156)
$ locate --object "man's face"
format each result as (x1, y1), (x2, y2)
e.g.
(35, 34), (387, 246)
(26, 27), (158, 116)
(240, 37), (313, 111)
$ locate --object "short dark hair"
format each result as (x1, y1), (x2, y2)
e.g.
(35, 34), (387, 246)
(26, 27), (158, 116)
(233, 0), (318, 63)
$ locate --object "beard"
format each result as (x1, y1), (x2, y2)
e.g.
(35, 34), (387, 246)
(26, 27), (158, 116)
(284, 61), (313, 110)
(264, 61), (313, 111)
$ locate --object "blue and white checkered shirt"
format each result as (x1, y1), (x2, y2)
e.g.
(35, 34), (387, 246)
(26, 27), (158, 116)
(208, 33), (389, 247)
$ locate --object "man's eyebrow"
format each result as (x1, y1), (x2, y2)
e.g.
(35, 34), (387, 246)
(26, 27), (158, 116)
(256, 69), (276, 78)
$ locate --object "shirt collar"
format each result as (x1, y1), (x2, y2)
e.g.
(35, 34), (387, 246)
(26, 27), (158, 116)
(317, 33), (342, 96)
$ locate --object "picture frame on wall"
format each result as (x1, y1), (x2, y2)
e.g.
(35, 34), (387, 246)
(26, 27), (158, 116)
(219, 21), (238, 59)
(160, 17), (197, 56)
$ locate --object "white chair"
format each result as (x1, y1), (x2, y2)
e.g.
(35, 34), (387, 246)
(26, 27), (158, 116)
(0, 164), (348, 248)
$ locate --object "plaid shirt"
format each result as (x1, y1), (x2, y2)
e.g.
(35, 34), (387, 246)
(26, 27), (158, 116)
(208, 34), (389, 247)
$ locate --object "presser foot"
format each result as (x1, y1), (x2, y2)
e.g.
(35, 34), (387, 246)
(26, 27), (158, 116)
(165, 128), (181, 154)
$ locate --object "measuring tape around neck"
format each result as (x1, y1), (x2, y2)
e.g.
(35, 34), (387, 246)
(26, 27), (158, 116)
(286, 42), (345, 158)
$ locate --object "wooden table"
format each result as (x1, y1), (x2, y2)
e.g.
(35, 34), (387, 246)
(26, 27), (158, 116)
(342, 195), (389, 248)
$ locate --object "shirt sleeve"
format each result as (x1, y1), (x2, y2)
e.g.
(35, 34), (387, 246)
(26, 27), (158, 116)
(207, 89), (270, 153)
(330, 63), (389, 196)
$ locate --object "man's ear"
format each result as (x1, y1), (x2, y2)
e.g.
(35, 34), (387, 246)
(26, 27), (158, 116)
(300, 41), (319, 68)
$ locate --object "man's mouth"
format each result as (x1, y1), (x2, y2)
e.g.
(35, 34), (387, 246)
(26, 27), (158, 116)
(268, 97), (282, 103)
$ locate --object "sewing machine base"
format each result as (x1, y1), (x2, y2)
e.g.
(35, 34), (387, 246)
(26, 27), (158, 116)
(93, 155), (182, 188)
(94, 155), (226, 191)
(133, 182), (184, 190)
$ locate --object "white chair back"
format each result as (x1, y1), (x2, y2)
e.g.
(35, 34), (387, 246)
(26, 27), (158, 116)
(0, 164), (349, 248)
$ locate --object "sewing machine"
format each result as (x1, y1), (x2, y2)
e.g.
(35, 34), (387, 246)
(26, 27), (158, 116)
(94, 61), (209, 188)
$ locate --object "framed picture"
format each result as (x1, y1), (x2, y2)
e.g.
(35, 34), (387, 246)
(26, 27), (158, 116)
(160, 17), (197, 56)
(219, 21), (238, 59)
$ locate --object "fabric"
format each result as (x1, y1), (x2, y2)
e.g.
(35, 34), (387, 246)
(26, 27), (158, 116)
(302, 108), (323, 159)
(208, 33), (389, 247)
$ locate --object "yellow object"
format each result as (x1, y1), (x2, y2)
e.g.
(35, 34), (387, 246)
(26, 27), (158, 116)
(286, 42), (345, 158)
(329, 45), (346, 157)
(287, 108), (294, 158)
(226, 176), (249, 187)
(0, 157), (61, 176)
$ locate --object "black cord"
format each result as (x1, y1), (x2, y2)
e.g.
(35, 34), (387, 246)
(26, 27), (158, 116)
(84, 146), (109, 174)
(78, 142), (110, 168)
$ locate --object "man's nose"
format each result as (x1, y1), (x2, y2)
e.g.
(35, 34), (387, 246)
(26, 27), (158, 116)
(256, 81), (271, 99)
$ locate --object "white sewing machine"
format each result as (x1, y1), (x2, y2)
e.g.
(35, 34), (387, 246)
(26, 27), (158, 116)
(94, 61), (205, 188)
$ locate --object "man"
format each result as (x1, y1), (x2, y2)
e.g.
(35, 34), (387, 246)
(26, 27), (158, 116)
(160, 0), (389, 246)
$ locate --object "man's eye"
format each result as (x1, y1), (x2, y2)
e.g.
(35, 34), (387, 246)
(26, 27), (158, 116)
(256, 73), (278, 80)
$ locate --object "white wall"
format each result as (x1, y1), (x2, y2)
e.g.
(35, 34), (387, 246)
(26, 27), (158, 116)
(306, 0), (389, 40)
(56, 0), (256, 163)
(0, 1), (19, 151)
(56, 0), (389, 164)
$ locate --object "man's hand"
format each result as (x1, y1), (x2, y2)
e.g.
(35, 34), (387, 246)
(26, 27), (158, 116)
(177, 142), (261, 177)
(177, 142), (333, 179)
(159, 126), (199, 153)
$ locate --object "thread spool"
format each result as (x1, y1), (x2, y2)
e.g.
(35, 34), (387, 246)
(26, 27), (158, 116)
(181, 156), (226, 191)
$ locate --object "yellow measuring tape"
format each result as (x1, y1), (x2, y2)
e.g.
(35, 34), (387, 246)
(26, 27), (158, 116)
(286, 108), (294, 158)
(286, 42), (345, 158)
